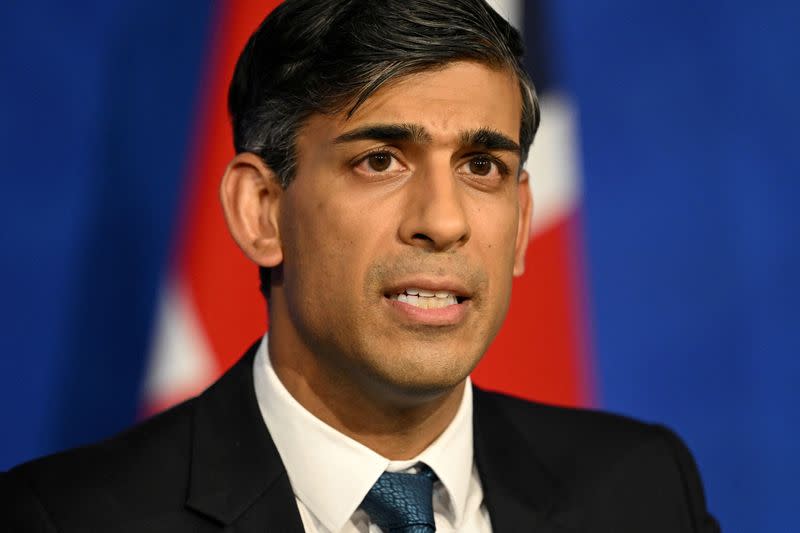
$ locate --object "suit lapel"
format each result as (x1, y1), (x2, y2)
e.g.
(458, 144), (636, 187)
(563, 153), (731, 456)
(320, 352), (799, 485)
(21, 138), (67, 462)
(473, 388), (581, 533)
(185, 340), (304, 533)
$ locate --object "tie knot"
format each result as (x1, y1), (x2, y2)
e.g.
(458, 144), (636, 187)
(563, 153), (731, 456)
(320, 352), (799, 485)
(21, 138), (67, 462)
(360, 463), (438, 532)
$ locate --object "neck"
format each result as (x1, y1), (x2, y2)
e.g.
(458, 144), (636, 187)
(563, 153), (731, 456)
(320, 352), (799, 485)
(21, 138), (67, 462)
(267, 310), (465, 460)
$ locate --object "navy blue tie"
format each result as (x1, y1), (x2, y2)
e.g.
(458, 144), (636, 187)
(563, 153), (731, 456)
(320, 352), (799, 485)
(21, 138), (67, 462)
(360, 463), (438, 532)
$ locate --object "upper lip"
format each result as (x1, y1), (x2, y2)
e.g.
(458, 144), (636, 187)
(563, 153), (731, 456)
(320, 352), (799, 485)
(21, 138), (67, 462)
(383, 277), (472, 298)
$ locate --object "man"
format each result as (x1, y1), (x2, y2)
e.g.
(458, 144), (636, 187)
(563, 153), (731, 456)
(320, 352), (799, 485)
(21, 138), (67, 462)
(2, 1), (719, 531)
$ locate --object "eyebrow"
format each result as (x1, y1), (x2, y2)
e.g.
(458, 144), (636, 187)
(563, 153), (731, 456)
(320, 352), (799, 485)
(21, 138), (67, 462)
(460, 128), (521, 155)
(333, 123), (432, 144)
(332, 123), (521, 155)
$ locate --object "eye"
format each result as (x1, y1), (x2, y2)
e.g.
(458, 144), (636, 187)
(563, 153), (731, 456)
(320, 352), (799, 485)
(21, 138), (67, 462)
(458, 154), (508, 180)
(354, 150), (406, 175)
(366, 152), (392, 172)
(468, 156), (493, 176)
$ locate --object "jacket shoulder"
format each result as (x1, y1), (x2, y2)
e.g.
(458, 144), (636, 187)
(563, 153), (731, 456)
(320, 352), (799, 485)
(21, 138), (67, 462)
(2, 398), (199, 531)
(475, 388), (720, 532)
(476, 388), (673, 483)
(477, 387), (661, 448)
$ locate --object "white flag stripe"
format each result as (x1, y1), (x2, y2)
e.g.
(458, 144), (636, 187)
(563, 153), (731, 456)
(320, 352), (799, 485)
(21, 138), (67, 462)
(143, 278), (217, 407)
(526, 92), (582, 236)
(486, 0), (522, 30)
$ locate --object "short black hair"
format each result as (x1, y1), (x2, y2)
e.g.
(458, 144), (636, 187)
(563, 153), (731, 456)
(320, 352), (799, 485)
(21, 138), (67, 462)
(227, 0), (540, 298)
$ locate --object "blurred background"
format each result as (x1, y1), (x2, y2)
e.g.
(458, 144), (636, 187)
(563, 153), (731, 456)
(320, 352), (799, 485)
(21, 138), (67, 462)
(1, 1), (798, 531)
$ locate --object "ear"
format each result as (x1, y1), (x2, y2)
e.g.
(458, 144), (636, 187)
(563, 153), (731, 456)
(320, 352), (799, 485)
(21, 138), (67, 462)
(512, 169), (533, 276)
(219, 152), (284, 268)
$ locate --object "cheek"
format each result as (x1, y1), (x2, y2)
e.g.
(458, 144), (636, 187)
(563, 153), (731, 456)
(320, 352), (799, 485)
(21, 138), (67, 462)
(471, 199), (519, 272)
(475, 203), (519, 325)
(282, 191), (386, 300)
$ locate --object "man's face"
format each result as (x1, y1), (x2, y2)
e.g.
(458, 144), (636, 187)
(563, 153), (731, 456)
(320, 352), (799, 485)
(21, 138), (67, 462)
(274, 61), (530, 401)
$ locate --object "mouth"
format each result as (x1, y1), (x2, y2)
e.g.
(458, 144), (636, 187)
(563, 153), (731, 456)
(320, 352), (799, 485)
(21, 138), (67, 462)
(383, 282), (472, 326)
(386, 288), (467, 309)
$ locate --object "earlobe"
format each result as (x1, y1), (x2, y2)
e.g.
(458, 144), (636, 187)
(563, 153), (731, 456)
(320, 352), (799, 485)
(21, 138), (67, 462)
(219, 153), (284, 268)
(512, 169), (532, 277)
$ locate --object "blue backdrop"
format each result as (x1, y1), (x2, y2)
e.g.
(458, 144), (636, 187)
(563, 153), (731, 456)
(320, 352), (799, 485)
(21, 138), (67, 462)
(549, 1), (800, 531)
(0, 1), (212, 459)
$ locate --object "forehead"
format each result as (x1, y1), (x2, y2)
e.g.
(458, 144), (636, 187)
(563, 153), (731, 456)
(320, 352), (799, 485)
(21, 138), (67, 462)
(301, 61), (522, 147)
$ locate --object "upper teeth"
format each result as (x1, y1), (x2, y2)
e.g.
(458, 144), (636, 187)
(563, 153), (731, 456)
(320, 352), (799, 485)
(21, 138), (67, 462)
(400, 288), (454, 298)
(390, 288), (459, 308)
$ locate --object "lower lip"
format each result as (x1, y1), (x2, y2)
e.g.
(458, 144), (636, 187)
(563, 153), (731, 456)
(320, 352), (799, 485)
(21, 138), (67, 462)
(384, 297), (469, 326)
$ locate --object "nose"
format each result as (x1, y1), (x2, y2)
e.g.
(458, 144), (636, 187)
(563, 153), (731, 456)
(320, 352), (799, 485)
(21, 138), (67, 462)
(398, 164), (470, 252)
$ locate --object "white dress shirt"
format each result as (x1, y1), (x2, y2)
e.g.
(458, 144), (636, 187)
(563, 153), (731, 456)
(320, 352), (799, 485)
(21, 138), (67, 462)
(252, 334), (492, 533)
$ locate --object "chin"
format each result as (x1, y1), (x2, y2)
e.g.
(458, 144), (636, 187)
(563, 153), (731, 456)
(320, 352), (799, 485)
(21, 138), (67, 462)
(359, 343), (481, 399)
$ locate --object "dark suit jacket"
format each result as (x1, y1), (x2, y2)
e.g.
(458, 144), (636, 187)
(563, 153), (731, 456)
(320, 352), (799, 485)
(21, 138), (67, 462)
(2, 342), (719, 532)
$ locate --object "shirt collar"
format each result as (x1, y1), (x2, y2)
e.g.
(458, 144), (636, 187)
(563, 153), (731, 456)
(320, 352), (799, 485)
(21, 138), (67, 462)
(252, 334), (474, 532)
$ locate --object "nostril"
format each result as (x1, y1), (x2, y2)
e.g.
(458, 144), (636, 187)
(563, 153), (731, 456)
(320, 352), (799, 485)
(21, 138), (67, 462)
(412, 233), (434, 242)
